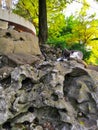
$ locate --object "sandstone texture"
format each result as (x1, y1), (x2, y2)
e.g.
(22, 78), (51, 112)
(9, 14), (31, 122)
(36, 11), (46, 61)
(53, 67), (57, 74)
(0, 29), (41, 55)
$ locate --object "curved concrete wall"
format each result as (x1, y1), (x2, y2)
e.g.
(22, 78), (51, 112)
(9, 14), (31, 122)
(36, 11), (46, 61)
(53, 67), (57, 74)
(0, 8), (36, 35)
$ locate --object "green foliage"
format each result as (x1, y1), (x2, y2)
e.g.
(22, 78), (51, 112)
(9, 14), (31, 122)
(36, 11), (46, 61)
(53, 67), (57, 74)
(13, 0), (98, 65)
(13, 0), (67, 30)
(48, 12), (98, 65)
(48, 13), (66, 37)
(13, 0), (38, 28)
(47, 37), (67, 49)
(47, 13), (67, 49)
(86, 41), (98, 65)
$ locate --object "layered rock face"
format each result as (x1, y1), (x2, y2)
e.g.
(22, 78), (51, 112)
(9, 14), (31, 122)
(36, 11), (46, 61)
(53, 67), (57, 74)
(0, 30), (98, 130)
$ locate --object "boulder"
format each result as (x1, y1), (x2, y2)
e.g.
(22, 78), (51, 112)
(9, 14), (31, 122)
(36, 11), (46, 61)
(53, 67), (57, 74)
(0, 29), (41, 55)
(0, 53), (44, 67)
(0, 38), (14, 54)
(0, 60), (98, 130)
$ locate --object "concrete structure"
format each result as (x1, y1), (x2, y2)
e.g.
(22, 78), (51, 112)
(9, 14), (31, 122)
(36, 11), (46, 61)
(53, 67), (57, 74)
(0, 7), (36, 35)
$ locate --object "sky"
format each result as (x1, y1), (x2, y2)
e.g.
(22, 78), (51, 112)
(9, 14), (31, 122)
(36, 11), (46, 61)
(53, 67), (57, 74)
(64, 0), (98, 18)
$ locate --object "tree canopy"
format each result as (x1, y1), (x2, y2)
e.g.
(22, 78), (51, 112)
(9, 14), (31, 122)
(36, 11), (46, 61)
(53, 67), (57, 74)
(13, 0), (98, 65)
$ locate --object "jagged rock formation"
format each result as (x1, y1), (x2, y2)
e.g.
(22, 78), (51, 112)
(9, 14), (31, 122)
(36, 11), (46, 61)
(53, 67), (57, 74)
(0, 30), (98, 130)
(0, 60), (98, 130)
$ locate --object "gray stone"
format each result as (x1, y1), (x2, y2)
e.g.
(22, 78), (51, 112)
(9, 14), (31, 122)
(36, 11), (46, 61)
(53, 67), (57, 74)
(0, 43), (98, 130)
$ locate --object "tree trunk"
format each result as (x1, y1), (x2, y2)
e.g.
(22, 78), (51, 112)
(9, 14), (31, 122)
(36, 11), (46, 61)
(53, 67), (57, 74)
(38, 0), (48, 44)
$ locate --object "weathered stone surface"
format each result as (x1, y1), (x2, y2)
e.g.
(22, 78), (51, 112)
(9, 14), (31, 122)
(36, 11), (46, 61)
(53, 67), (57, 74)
(0, 59), (98, 130)
(0, 38), (14, 54)
(0, 37), (98, 129)
(0, 66), (13, 80)
(40, 44), (62, 61)
(0, 20), (8, 29)
(0, 29), (41, 55)
(88, 65), (98, 72)
(0, 53), (44, 68)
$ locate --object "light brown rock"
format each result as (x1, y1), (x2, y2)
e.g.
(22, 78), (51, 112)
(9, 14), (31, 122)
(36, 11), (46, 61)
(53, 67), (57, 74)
(0, 30), (41, 56)
(0, 38), (14, 54)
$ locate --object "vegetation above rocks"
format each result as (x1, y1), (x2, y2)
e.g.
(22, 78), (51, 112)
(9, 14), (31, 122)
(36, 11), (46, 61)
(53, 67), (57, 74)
(13, 0), (98, 65)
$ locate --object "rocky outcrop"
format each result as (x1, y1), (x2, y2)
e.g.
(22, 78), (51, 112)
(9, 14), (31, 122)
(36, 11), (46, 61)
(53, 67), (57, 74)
(0, 57), (98, 130)
(0, 29), (98, 130)
(40, 44), (62, 61)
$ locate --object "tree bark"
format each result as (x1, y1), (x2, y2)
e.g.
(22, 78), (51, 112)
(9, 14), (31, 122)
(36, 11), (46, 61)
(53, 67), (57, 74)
(38, 0), (48, 44)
